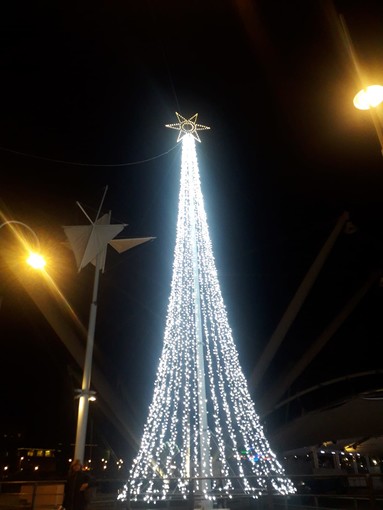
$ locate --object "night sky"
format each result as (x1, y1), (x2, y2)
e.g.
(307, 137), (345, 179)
(1, 0), (383, 465)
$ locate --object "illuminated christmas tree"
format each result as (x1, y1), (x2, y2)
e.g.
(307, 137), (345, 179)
(120, 113), (296, 505)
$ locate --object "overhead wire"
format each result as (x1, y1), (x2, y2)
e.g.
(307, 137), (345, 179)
(0, 143), (179, 167)
(0, 4), (181, 169)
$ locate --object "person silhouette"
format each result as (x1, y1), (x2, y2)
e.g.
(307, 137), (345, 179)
(60, 459), (91, 510)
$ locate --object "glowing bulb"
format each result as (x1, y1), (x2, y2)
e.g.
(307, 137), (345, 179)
(353, 85), (383, 110)
(26, 252), (46, 269)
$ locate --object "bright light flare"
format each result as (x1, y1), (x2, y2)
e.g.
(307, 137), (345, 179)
(353, 85), (383, 110)
(26, 252), (46, 269)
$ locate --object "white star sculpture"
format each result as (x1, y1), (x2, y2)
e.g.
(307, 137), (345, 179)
(165, 112), (210, 142)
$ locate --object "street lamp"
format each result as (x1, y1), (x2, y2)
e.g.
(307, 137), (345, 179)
(0, 220), (46, 269)
(63, 187), (155, 464)
(338, 14), (383, 156)
(353, 84), (383, 157)
(353, 85), (383, 110)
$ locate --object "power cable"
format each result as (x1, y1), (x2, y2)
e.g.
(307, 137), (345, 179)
(0, 143), (179, 167)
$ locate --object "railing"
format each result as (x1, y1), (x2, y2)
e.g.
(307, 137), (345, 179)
(0, 473), (383, 510)
(0, 480), (122, 510)
(0, 481), (65, 510)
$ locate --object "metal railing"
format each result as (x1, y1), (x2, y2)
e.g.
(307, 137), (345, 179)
(0, 473), (383, 510)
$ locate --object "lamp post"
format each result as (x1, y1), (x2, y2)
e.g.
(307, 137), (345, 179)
(0, 220), (46, 269)
(63, 187), (155, 464)
(72, 248), (101, 464)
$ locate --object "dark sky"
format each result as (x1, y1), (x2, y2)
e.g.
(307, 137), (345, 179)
(1, 0), (383, 465)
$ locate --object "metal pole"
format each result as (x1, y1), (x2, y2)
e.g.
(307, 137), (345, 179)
(73, 251), (101, 463)
(187, 136), (211, 502)
(249, 211), (349, 393)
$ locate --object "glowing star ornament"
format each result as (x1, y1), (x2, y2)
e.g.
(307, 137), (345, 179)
(165, 112), (210, 142)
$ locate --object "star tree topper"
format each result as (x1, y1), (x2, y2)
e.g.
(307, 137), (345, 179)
(165, 112), (210, 142)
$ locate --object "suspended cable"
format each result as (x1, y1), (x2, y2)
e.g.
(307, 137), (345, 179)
(0, 143), (180, 167)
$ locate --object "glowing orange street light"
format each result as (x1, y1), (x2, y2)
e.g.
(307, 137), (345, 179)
(26, 251), (46, 269)
(353, 85), (383, 110)
(338, 14), (383, 156)
(353, 84), (383, 157)
(0, 220), (46, 269)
